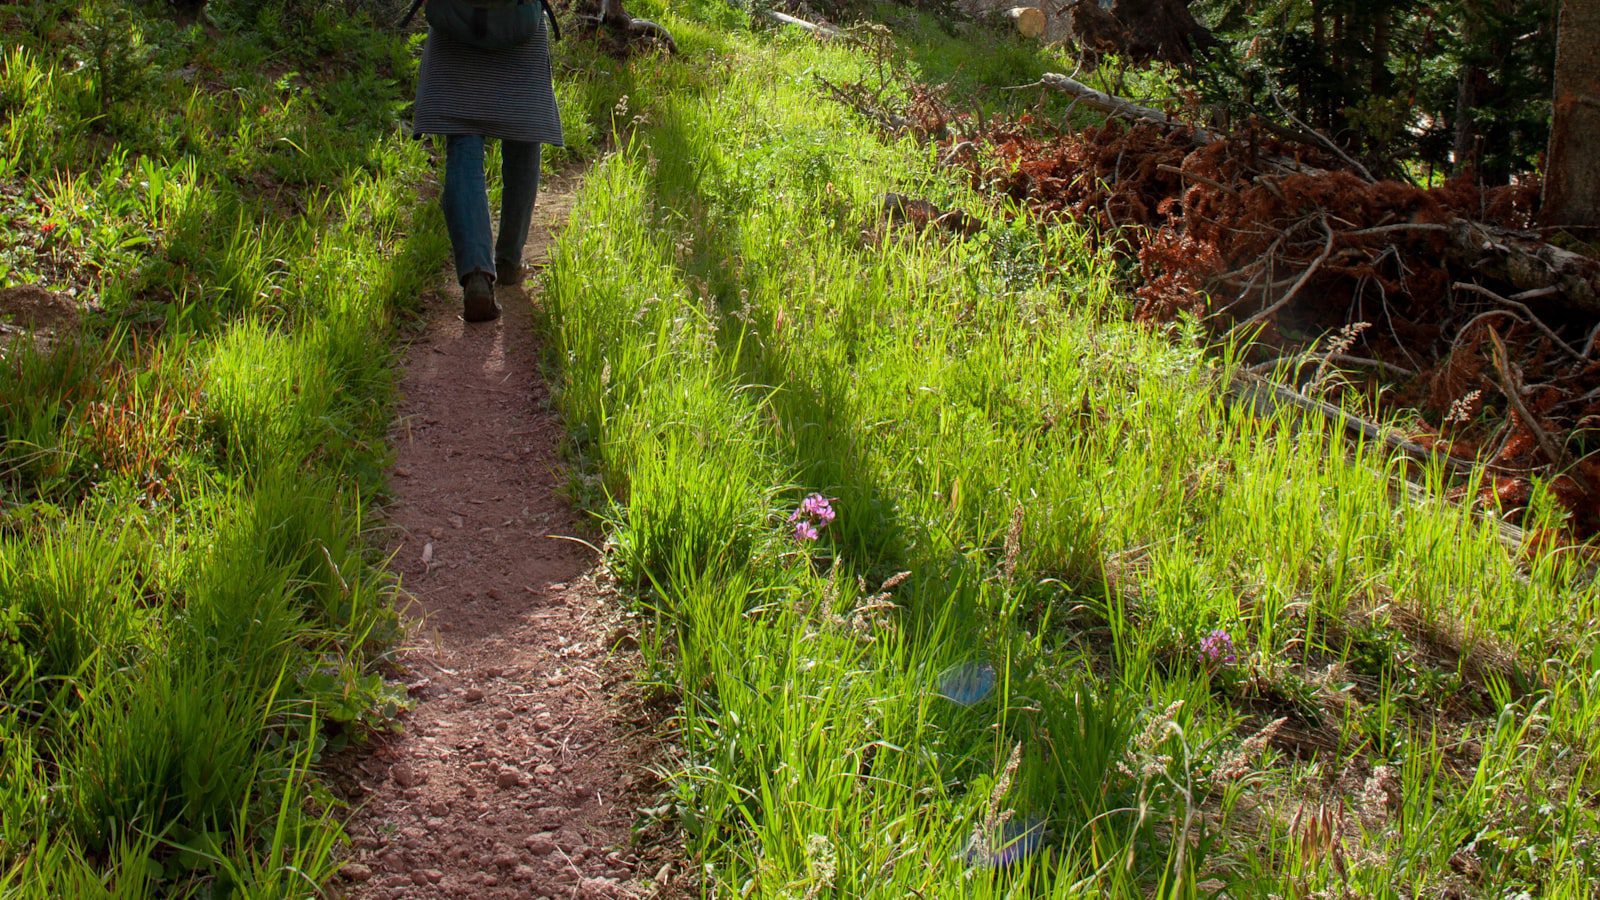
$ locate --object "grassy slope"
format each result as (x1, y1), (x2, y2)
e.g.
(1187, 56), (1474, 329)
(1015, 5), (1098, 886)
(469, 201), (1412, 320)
(0, 2), (452, 894)
(543, 2), (1600, 896)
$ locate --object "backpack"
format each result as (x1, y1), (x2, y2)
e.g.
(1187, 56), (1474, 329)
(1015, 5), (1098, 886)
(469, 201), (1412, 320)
(401, 0), (561, 49)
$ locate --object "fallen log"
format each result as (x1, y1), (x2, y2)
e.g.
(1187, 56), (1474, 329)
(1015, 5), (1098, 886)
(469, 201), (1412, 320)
(1446, 218), (1600, 316)
(1034, 72), (1221, 142)
(1236, 363), (1600, 577)
(761, 10), (849, 40)
(575, 13), (678, 52)
(626, 16), (676, 49)
(880, 192), (983, 235)
(1033, 72), (1353, 176)
(1225, 371), (1535, 556)
(1229, 371), (1489, 479)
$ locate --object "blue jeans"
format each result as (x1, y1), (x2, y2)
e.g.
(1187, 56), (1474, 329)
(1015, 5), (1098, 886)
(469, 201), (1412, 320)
(442, 134), (541, 284)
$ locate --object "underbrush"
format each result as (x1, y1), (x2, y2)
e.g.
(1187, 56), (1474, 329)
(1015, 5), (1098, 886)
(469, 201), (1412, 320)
(0, 1), (449, 892)
(543, 3), (1600, 895)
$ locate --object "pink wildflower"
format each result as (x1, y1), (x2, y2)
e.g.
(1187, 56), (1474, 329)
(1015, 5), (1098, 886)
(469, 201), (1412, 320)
(800, 493), (835, 524)
(1199, 629), (1237, 667)
(787, 493), (836, 542)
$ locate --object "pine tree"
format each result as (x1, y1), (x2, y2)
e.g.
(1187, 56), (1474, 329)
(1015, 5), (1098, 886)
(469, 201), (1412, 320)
(1542, 0), (1600, 225)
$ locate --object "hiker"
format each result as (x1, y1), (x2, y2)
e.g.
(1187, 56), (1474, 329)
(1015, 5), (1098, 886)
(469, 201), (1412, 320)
(410, 0), (563, 322)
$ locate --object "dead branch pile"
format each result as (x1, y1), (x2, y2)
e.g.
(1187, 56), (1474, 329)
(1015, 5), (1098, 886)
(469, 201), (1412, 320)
(875, 82), (1600, 537)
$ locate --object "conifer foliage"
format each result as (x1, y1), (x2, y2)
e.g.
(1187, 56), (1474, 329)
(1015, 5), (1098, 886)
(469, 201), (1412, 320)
(1191, 0), (1558, 182)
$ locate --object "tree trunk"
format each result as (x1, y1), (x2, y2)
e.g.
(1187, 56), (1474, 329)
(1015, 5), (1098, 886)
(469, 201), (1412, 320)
(1065, 0), (1211, 65)
(1370, 10), (1389, 97)
(1311, 0), (1327, 130)
(600, 0), (628, 26)
(1453, 62), (1483, 177)
(582, 0), (676, 53)
(1543, 0), (1600, 227)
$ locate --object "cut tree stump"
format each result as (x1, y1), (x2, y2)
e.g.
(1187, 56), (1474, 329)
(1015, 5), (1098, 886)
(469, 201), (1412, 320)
(1005, 7), (1045, 39)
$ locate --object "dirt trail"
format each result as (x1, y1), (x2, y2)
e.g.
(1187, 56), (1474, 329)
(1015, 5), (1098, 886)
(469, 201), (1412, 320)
(335, 170), (664, 899)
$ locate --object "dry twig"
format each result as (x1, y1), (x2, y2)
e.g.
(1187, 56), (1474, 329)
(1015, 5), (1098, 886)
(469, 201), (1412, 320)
(1229, 216), (1335, 337)
(1453, 281), (1586, 363)
(1484, 328), (1591, 494)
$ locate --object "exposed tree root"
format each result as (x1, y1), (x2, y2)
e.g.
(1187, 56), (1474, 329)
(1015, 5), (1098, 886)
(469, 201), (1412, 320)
(574, 10), (677, 54)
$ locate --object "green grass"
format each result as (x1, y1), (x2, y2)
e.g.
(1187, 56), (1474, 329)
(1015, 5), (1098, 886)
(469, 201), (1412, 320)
(6, 0), (1595, 894)
(539, 3), (1600, 895)
(0, 0), (453, 892)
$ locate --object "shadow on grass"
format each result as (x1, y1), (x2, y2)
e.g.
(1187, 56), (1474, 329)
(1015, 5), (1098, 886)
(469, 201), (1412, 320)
(588, 35), (1167, 886)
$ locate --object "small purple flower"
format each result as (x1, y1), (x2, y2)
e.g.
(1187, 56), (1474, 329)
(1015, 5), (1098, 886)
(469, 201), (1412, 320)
(787, 493), (836, 542)
(800, 493), (835, 525)
(1199, 629), (1237, 667)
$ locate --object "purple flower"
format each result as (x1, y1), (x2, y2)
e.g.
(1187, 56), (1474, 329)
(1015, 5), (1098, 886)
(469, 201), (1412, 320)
(800, 493), (836, 525)
(787, 493), (836, 542)
(1199, 629), (1237, 667)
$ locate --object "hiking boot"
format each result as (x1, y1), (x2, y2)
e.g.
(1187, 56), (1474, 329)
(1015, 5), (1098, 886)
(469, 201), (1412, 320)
(495, 259), (526, 287)
(461, 272), (500, 322)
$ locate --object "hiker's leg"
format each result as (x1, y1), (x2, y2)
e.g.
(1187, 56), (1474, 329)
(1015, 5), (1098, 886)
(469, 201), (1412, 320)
(494, 139), (542, 276)
(442, 133), (495, 284)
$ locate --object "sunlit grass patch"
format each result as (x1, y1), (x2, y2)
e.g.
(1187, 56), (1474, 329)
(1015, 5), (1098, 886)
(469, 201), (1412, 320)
(0, 0), (461, 891)
(542, 1), (1600, 894)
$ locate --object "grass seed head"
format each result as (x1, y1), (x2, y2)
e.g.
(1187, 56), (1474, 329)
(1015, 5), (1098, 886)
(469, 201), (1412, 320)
(982, 741), (1024, 834)
(801, 834), (837, 898)
(1000, 503), (1024, 581)
(1214, 717), (1286, 781)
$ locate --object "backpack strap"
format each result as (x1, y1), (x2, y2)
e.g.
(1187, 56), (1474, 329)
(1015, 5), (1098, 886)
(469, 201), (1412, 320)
(540, 0), (561, 41)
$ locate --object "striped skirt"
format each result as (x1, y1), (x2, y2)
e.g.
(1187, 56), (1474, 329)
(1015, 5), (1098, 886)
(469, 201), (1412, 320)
(412, 22), (563, 146)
